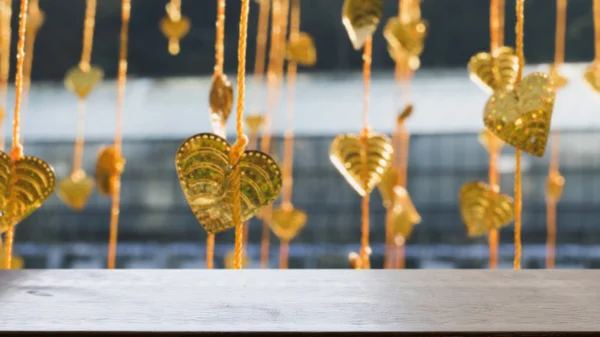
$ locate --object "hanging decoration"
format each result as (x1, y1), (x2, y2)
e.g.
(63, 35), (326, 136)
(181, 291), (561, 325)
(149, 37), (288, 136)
(380, 0), (425, 269)
(545, 0), (567, 269)
(58, 0), (102, 211)
(585, 0), (600, 93)
(260, 0), (289, 269)
(483, 0), (556, 269)
(0, 0), (11, 152)
(209, 0), (234, 138)
(2, 0), (56, 269)
(270, 0), (315, 269)
(96, 0), (131, 269)
(176, 0), (281, 270)
(335, 0), (391, 269)
(22, 0), (44, 98)
(160, 0), (191, 55)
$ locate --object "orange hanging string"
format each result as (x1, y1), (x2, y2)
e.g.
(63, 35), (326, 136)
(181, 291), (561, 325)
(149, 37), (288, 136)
(214, 0), (225, 76)
(358, 37), (372, 269)
(4, 0), (29, 270)
(230, 0), (251, 270)
(206, 233), (215, 269)
(260, 0), (288, 268)
(595, 0), (600, 63)
(0, 0), (11, 152)
(250, 0), (270, 112)
(554, 0), (566, 67)
(106, 0), (130, 270)
(72, 99), (86, 175)
(512, 0), (524, 271)
(279, 239), (289, 269)
(546, 133), (560, 269)
(487, 0), (505, 270)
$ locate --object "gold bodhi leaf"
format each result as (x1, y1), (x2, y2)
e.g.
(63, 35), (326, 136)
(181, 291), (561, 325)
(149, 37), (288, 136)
(459, 181), (514, 238)
(384, 17), (427, 57)
(549, 65), (568, 89)
(57, 170), (94, 211)
(342, 0), (384, 50)
(483, 72), (556, 157)
(64, 65), (104, 99)
(209, 74), (234, 133)
(584, 62), (600, 94)
(244, 114), (265, 134)
(95, 146), (126, 197)
(159, 15), (191, 55)
(468, 46), (519, 94)
(330, 132), (393, 196)
(270, 206), (307, 241)
(175, 133), (282, 234)
(378, 167), (399, 208)
(286, 32), (317, 67)
(0, 152), (55, 233)
(546, 171), (565, 203)
(389, 186), (421, 243)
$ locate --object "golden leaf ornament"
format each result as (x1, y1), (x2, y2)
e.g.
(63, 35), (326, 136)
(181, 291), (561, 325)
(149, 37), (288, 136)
(209, 74), (234, 135)
(175, 133), (282, 234)
(468, 46), (519, 94)
(342, 0), (384, 50)
(584, 62), (600, 94)
(483, 72), (556, 157)
(0, 152), (55, 233)
(270, 206), (307, 241)
(286, 32), (317, 67)
(57, 170), (94, 210)
(459, 181), (514, 238)
(549, 65), (568, 89)
(244, 114), (265, 135)
(378, 167), (399, 208)
(330, 132), (393, 196)
(64, 65), (104, 99)
(546, 171), (565, 203)
(384, 17), (428, 57)
(160, 15), (191, 55)
(95, 146), (126, 197)
(389, 186), (421, 241)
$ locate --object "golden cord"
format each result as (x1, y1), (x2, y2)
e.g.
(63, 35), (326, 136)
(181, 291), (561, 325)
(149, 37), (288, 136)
(279, 239), (289, 269)
(250, 0), (270, 112)
(554, 0), (566, 66)
(546, 132), (560, 268)
(206, 233), (215, 269)
(214, 0), (225, 76)
(72, 100), (86, 174)
(512, 0), (524, 271)
(107, 0), (130, 270)
(490, 0), (505, 50)
(359, 37), (372, 269)
(231, 0), (251, 270)
(595, 0), (600, 62)
(0, 0), (11, 152)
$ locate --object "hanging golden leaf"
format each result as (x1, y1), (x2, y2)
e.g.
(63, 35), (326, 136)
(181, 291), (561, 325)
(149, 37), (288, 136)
(389, 186), (421, 241)
(384, 17), (428, 57)
(387, 43), (421, 71)
(209, 74), (234, 131)
(64, 66), (104, 99)
(584, 63), (600, 94)
(549, 65), (568, 88)
(459, 181), (514, 238)
(483, 72), (556, 157)
(478, 129), (505, 153)
(0, 152), (55, 233)
(468, 46), (519, 94)
(175, 133), (282, 234)
(160, 15), (191, 55)
(57, 170), (94, 210)
(378, 167), (399, 208)
(270, 206), (307, 241)
(342, 0), (384, 50)
(95, 146), (126, 197)
(330, 132), (393, 196)
(244, 114), (265, 134)
(286, 32), (317, 67)
(546, 171), (565, 203)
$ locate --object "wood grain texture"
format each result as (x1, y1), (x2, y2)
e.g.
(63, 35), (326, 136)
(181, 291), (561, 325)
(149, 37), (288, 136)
(0, 270), (599, 335)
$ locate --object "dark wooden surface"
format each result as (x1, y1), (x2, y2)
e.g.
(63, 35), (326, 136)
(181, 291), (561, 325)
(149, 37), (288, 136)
(0, 270), (599, 335)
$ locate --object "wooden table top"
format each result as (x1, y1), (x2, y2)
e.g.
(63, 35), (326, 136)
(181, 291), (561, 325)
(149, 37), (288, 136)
(0, 270), (598, 335)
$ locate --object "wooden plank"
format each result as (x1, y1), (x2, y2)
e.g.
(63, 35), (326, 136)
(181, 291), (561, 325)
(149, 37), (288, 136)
(0, 270), (598, 335)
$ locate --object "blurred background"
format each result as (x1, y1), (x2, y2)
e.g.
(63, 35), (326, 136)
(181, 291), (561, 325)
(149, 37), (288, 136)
(4, 0), (600, 268)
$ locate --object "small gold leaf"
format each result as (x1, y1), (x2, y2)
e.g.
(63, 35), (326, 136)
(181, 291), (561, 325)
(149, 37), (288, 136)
(342, 0), (384, 50)
(64, 66), (104, 99)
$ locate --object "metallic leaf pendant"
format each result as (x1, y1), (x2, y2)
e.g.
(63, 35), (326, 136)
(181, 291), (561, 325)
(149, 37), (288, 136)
(387, 43), (421, 71)
(342, 0), (384, 50)
(64, 66), (104, 99)
(209, 74), (234, 135)
(0, 152), (55, 233)
(384, 17), (428, 57)
(389, 186), (421, 242)
(286, 32), (317, 67)
(549, 65), (568, 88)
(270, 207), (307, 241)
(330, 132), (393, 196)
(478, 129), (505, 153)
(584, 63), (600, 94)
(224, 249), (251, 269)
(459, 181), (514, 238)
(546, 171), (565, 203)
(175, 133), (282, 234)
(483, 72), (556, 157)
(159, 15), (191, 55)
(95, 146), (126, 197)
(468, 46), (519, 94)
(57, 170), (94, 210)
(378, 167), (399, 208)
(244, 114), (265, 135)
